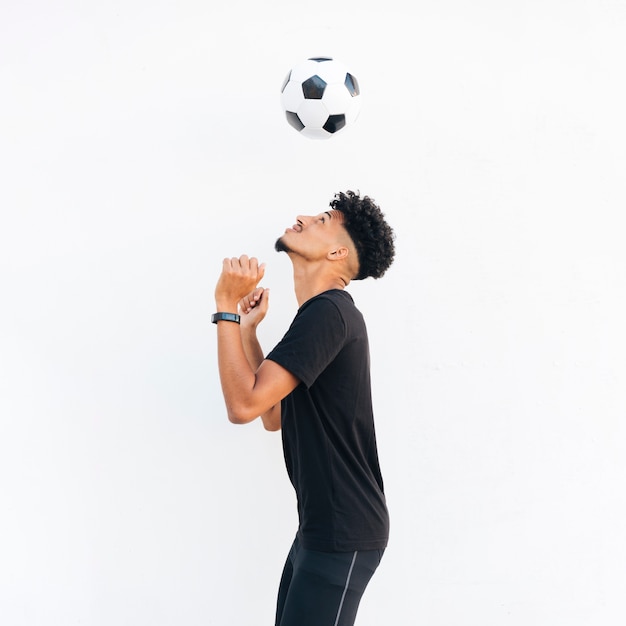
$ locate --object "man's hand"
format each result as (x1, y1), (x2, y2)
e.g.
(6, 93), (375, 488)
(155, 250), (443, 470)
(239, 287), (270, 330)
(215, 255), (265, 312)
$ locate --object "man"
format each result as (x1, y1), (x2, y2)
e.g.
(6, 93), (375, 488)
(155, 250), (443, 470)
(213, 190), (395, 626)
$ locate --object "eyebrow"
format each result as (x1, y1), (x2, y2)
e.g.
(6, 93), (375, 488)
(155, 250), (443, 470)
(324, 211), (333, 220)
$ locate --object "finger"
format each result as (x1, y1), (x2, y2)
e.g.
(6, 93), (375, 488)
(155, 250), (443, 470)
(246, 288), (263, 311)
(258, 262), (266, 282)
(257, 287), (270, 312)
(249, 256), (259, 276)
(239, 288), (262, 313)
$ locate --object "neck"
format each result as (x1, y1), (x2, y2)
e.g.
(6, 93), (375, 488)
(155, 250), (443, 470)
(291, 259), (347, 307)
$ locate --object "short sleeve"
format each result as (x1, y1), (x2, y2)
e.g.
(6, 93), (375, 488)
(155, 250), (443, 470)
(266, 296), (347, 388)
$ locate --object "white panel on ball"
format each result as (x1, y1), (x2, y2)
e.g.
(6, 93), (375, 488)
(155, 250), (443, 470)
(321, 83), (354, 115)
(280, 80), (305, 113)
(288, 58), (325, 83)
(297, 99), (331, 128)
(301, 126), (335, 140)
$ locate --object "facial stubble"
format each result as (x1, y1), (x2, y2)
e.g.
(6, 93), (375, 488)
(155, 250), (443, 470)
(274, 236), (291, 254)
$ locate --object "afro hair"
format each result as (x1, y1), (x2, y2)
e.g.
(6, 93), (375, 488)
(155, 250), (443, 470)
(330, 190), (395, 280)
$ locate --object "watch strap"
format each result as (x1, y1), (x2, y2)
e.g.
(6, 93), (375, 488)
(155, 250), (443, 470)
(211, 312), (241, 324)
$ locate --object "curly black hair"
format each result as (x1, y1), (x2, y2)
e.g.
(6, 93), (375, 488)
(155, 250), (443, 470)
(330, 190), (395, 280)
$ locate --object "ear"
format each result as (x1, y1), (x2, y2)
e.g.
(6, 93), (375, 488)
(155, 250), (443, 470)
(327, 246), (350, 261)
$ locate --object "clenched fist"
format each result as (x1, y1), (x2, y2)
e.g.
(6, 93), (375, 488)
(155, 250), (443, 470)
(238, 287), (270, 330)
(215, 255), (266, 312)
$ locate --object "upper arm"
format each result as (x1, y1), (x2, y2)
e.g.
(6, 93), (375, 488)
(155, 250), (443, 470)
(264, 298), (346, 389)
(230, 358), (299, 424)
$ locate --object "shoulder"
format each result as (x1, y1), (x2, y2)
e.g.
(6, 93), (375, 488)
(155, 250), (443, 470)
(301, 290), (366, 339)
(296, 290), (356, 326)
(267, 292), (353, 388)
(301, 289), (355, 314)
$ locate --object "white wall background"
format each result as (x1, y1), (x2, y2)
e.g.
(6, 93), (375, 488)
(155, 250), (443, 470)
(1, 1), (625, 624)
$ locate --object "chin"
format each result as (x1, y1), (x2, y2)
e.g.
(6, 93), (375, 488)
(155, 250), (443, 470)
(275, 237), (291, 253)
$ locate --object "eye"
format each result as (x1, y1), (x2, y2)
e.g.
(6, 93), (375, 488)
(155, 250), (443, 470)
(319, 216), (325, 224)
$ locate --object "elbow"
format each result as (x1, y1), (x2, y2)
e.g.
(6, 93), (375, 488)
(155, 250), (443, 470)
(227, 413), (248, 425)
(227, 403), (280, 430)
(226, 403), (258, 425)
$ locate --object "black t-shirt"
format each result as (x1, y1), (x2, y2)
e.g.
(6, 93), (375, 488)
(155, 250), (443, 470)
(266, 289), (389, 552)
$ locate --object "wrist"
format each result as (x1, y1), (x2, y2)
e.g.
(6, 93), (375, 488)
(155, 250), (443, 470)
(215, 300), (239, 314)
(240, 320), (259, 334)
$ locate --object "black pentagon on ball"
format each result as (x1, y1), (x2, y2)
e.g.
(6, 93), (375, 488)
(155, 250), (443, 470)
(344, 73), (360, 96)
(285, 111), (305, 131)
(323, 114), (346, 134)
(302, 75), (326, 99)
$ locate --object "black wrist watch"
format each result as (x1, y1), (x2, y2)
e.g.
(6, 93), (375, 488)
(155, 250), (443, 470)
(211, 312), (241, 324)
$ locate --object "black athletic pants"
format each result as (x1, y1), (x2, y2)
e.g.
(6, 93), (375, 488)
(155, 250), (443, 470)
(275, 535), (384, 626)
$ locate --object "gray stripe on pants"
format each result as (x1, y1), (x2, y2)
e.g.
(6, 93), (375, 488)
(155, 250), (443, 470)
(333, 551), (358, 626)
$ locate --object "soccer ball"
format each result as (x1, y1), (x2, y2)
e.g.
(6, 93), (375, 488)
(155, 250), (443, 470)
(280, 57), (361, 140)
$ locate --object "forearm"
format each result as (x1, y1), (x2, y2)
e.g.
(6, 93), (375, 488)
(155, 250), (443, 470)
(241, 327), (282, 431)
(216, 319), (259, 423)
(241, 326), (265, 372)
(215, 309), (281, 429)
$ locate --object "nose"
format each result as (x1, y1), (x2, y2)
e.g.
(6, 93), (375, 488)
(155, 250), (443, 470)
(295, 215), (308, 227)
